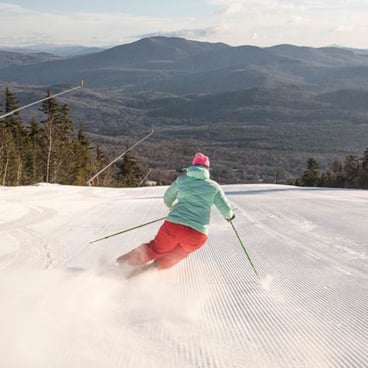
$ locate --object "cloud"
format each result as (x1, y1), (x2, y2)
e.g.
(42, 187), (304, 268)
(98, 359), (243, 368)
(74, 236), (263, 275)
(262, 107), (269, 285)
(0, 3), (209, 46)
(136, 26), (220, 42)
(205, 0), (368, 47)
(0, 3), (26, 12)
(1, 1), (368, 48)
(215, 2), (244, 16)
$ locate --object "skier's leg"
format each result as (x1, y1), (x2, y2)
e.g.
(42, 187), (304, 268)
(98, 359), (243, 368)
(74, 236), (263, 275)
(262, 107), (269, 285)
(116, 221), (178, 266)
(155, 244), (189, 269)
(155, 225), (208, 269)
(116, 241), (158, 265)
(177, 225), (208, 253)
(150, 221), (180, 253)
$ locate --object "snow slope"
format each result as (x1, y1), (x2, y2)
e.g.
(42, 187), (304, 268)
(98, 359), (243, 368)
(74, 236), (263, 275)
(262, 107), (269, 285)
(0, 183), (367, 368)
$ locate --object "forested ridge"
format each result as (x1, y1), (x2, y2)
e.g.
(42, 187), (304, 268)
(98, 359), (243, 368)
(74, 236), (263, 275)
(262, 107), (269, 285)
(296, 153), (368, 189)
(1, 86), (368, 189)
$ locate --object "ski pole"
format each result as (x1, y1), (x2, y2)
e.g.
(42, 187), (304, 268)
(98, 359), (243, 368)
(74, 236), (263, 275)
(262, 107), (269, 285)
(229, 220), (259, 278)
(0, 81), (84, 120)
(90, 216), (166, 244)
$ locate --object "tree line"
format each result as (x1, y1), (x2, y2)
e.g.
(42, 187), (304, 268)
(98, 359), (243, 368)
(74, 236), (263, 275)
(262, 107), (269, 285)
(0, 87), (145, 187)
(296, 149), (368, 189)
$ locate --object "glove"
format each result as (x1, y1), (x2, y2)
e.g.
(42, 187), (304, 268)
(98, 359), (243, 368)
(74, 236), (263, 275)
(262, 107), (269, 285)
(227, 214), (235, 222)
(176, 167), (187, 174)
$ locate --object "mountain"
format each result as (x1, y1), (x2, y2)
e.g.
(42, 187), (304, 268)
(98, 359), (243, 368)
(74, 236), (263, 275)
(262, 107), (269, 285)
(317, 89), (368, 110)
(1, 37), (368, 91)
(0, 50), (60, 69)
(266, 44), (368, 66)
(25, 44), (106, 57)
(1, 37), (368, 184)
(0, 44), (105, 57)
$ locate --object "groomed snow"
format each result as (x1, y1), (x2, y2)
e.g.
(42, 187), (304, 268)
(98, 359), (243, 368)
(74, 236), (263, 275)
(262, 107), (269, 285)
(0, 183), (367, 368)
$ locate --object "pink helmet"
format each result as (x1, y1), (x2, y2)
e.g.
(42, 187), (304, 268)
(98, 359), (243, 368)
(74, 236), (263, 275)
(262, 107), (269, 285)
(192, 152), (210, 167)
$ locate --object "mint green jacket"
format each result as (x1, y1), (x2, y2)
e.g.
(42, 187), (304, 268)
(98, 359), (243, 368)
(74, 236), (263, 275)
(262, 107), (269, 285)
(164, 165), (234, 235)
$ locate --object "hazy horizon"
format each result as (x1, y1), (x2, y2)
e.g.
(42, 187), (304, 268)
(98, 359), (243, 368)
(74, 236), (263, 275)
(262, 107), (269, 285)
(1, 1), (368, 49)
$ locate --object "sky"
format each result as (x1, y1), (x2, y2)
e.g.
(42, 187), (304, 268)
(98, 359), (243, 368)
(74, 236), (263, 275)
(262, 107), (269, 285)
(1, 183), (367, 367)
(0, 1), (368, 48)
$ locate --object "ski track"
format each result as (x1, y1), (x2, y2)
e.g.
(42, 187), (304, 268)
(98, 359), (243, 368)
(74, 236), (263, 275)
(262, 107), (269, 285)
(0, 183), (367, 368)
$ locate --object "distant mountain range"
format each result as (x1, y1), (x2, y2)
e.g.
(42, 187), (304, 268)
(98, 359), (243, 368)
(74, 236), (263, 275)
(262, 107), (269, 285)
(0, 44), (105, 58)
(1, 37), (368, 183)
(1, 37), (368, 92)
(0, 50), (61, 69)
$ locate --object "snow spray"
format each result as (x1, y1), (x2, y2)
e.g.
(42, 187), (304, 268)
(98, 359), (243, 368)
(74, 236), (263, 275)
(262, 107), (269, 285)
(259, 274), (274, 291)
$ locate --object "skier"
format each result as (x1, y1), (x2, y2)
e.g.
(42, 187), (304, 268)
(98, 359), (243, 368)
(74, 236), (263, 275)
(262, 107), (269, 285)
(116, 152), (235, 270)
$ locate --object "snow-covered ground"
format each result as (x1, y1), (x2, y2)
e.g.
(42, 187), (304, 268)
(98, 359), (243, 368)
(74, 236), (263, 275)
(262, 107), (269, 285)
(0, 183), (367, 368)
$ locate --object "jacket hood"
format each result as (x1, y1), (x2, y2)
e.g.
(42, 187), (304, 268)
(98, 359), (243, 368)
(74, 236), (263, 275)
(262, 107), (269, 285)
(186, 165), (210, 180)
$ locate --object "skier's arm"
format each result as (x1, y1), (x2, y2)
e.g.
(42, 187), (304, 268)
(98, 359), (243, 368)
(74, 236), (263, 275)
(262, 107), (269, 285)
(214, 187), (234, 220)
(164, 180), (179, 208)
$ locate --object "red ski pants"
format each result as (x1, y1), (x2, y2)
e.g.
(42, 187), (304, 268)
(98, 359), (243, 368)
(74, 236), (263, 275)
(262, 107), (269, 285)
(118, 221), (208, 269)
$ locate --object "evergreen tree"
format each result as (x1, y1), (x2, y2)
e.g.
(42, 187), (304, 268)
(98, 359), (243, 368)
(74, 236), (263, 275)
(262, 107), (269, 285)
(296, 149), (368, 190)
(1, 87), (99, 187)
(297, 157), (320, 187)
(73, 123), (93, 185)
(320, 160), (343, 188)
(0, 122), (10, 186)
(0, 99), (3, 181)
(40, 91), (59, 183)
(0, 87), (28, 185)
(28, 118), (47, 183)
(356, 148), (368, 189)
(54, 104), (75, 184)
(342, 155), (359, 188)
(114, 152), (145, 187)
(90, 144), (112, 186)
(40, 92), (74, 183)
(363, 148), (368, 169)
